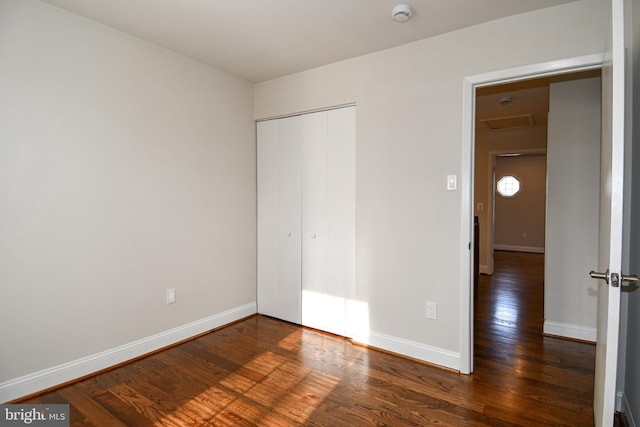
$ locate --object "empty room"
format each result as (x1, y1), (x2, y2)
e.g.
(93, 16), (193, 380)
(2, 0), (640, 426)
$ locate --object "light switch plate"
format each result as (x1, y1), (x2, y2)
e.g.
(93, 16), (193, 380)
(426, 301), (438, 320)
(447, 175), (457, 191)
(166, 288), (176, 304)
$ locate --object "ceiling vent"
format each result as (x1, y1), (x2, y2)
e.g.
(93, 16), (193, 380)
(481, 114), (534, 130)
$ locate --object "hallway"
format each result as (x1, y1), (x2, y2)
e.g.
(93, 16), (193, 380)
(473, 250), (595, 425)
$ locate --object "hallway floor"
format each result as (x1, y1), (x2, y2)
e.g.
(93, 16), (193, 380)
(473, 250), (595, 425)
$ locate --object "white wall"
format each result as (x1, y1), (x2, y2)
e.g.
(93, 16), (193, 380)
(0, 0), (256, 399)
(255, 0), (608, 367)
(494, 154), (547, 252)
(544, 77), (601, 341)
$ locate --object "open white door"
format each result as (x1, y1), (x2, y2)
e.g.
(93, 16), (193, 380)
(591, 0), (627, 425)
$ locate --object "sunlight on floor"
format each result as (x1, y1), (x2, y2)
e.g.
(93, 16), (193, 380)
(493, 289), (520, 326)
(157, 330), (343, 425)
(154, 384), (235, 426)
(494, 305), (520, 325)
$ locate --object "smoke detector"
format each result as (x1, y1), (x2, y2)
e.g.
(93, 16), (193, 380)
(392, 4), (413, 23)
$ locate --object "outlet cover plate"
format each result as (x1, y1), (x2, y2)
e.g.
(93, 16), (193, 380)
(166, 288), (176, 304)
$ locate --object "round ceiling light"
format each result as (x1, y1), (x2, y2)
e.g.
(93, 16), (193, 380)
(392, 4), (413, 23)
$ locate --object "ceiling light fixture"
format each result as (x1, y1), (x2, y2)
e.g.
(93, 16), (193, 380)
(392, 4), (413, 23)
(499, 96), (513, 104)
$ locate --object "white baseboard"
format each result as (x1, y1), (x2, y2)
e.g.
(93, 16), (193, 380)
(494, 244), (544, 253)
(619, 392), (637, 427)
(479, 264), (491, 275)
(0, 302), (257, 403)
(543, 321), (596, 342)
(353, 330), (460, 371)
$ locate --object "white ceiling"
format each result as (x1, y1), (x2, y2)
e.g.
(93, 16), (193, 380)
(42, 0), (576, 83)
(476, 78), (550, 132)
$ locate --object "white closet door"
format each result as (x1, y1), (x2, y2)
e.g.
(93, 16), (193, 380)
(257, 120), (279, 318)
(326, 106), (356, 336)
(277, 117), (302, 323)
(302, 106), (356, 337)
(301, 111), (329, 331)
(257, 117), (302, 324)
(258, 106), (355, 333)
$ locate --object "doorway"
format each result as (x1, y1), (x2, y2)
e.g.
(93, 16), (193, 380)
(474, 77), (550, 276)
(473, 71), (601, 363)
(459, 54), (604, 375)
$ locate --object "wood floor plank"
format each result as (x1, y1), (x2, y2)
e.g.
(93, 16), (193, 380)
(57, 387), (128, 427)
(18, 251), (595, 426)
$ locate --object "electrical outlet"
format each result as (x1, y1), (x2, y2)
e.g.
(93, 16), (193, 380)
(426, 302), (437, 320)
(166, 288), (176, 304)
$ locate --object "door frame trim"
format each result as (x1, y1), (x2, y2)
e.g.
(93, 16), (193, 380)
(459, 53), (604, 374)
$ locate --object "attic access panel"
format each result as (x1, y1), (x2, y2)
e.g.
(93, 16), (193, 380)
(481, 114), (534, 130)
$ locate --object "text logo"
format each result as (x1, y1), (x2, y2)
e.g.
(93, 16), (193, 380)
(0, 405), (69, 426)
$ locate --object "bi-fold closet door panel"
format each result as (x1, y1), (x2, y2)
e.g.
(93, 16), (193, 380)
(301, 107), (356, 337)
(257, 106), (355, 337)
(257, 117), (302, 324)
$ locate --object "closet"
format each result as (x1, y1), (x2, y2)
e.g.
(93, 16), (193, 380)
(257, 106), (356, 337)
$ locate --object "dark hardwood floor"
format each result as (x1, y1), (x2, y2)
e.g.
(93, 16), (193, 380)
(20, 251), (595, 426)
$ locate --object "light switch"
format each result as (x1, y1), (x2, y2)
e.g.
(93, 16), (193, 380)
(447, 175), (457, 191)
